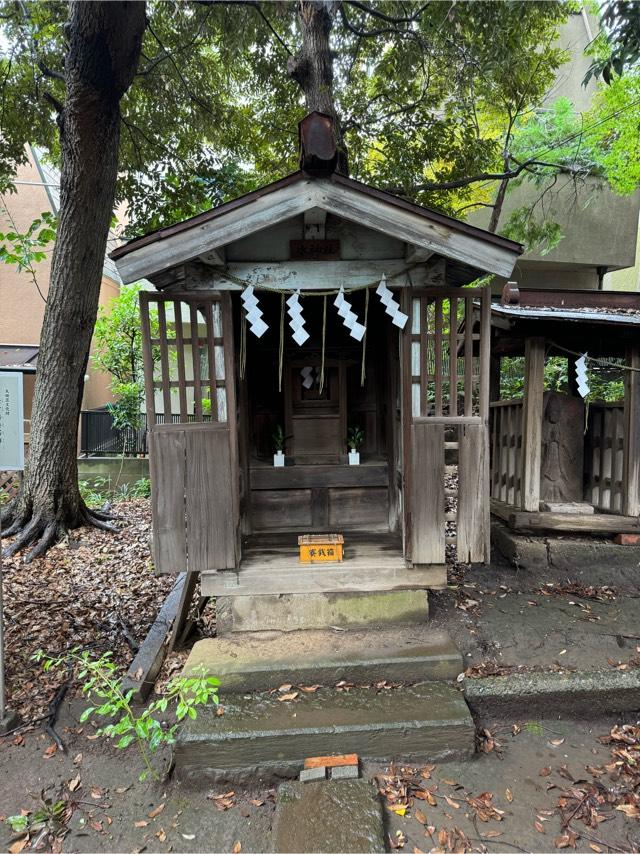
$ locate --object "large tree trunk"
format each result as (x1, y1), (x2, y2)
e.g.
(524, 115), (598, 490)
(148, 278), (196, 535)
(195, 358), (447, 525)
(289, 0), (348, 174)
(1, 1), (146, 562)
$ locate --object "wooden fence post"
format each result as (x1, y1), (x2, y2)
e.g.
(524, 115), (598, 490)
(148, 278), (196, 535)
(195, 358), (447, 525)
(521, 337), (545, 511)
(623, 344), (640, 517)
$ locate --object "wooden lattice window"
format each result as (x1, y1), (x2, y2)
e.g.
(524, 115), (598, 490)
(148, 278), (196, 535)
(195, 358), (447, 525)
(140, 292), (233, 425)
(408, 287), (490, 419)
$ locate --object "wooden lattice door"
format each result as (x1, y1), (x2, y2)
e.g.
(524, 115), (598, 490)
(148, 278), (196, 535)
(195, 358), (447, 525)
(402, 286), (491, 565)
(140, 291), (240, 573)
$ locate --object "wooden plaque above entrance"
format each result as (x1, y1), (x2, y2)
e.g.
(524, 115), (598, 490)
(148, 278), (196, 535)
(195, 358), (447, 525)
(290, 239), (340, 261)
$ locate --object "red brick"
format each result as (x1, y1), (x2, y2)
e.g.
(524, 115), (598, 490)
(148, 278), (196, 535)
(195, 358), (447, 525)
(614, 533), (640, 545)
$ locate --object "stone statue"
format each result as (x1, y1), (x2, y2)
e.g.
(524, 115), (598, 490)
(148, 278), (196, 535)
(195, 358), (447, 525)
(540, 392), (585, 503)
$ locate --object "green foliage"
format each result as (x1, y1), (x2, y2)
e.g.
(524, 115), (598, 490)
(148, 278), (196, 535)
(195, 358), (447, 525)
(93, 283), (158, 449)
(0, 204), (56, 298)
(7, 790), (68, 842)
(79, 476), (151, 507)
(347, 425), (365, 451)
(500, 356), (625, 402)
(0, 1), (573, 231)
(33, 648), (220, 782)
(584, 1), (640, 84)
(272, 424), (285, 453)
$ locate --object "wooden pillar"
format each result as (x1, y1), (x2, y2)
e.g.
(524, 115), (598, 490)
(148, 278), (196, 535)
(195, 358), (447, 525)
(521, 337), (545, 511)
(623, 344), (640, 517)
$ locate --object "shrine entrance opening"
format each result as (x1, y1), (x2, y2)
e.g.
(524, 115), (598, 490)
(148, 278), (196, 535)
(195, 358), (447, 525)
(239, 291), (403, 547)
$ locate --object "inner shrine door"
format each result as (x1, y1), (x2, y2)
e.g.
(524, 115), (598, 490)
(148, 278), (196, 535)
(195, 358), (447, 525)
(139, 290), (241, 574)
(401, 286), (491, 566)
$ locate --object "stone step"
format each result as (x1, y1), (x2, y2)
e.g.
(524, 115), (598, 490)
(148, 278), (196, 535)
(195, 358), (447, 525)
(183, 627), (463, 694)
(273, 780), (386, 853)
(217, 589), (429, 634)
(174, 681), (475, 783)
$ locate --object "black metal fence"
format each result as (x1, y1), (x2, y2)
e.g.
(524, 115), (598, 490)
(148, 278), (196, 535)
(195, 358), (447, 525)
(80, 409), (205, 456)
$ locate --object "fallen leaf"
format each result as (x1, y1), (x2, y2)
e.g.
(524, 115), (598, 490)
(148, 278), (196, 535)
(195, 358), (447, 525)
(589, 844), (602, 852)
(277, 691), (299, 702)
(278, 684), (293, 692)
(68, 776), (81, 792)
(444, 796), (460, 809)
(43, 743), (57, 758)
(148, 803), (165, 819)
(549, 738), (565, 747)
(73, 752), (83, 766)
(539, 766), (552, 777)
(155, 829), (167, 842)
(232, 842), (241, 854)
(8, 839), (28, 854)
(414, 808), (427, 825)
(134, 820), (148, 828)
(390, 805), (407, 816)
(181, 834), (195, 840)
(484, 830), (502, 839)
(615, 803), (640, 817)
(249, 799), (264, 807)
(115, 785), (131, 794)
(90, 786), (104, 799)
(300, 685), (321, 693)
(505, 788), (513, 803)
(535, 821), (546, 834)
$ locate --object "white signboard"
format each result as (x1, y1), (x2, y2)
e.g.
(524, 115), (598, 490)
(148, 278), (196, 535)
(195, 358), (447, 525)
(0, 372), (24, 471)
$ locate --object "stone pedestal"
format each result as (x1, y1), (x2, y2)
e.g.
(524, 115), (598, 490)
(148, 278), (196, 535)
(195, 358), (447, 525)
(216, 589), (429, 634)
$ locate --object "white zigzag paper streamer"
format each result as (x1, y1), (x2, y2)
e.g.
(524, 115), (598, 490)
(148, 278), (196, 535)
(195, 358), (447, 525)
(575, 354), (590, 399)
(287, 292), (310, 345)
(241, 285), (268, 338)
(375, 275), (408, 330)
(334, 287), (366, 342)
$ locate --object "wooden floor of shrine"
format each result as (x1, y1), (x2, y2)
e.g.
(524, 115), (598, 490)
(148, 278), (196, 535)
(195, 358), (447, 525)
(199, 532), (447, 597)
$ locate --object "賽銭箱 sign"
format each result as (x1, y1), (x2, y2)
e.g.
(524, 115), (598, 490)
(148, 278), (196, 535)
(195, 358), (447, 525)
(0, 372), (24, 471)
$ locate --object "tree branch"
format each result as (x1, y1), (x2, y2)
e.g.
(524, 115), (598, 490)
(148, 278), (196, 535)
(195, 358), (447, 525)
(385, 157), (587, 195)
(345, 1), (429, 25)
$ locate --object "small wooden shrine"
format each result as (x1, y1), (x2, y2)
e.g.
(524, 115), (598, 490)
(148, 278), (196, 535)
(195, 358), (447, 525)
(488, 284), (640, 535)
(110, 113), (522, 596)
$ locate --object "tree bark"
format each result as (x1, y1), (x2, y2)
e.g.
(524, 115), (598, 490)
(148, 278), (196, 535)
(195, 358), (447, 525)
(288, 0), (348, 174)
(1, 1), (146, 562)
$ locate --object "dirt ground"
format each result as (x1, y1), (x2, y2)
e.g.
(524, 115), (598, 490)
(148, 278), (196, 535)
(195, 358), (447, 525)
(1, 700), (640, 853)
(431, 552), (640, 677)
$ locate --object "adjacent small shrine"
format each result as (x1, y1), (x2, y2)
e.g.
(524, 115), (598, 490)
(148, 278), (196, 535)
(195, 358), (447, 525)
(110, 113), (522, 597)
(488, 285), (640, 535)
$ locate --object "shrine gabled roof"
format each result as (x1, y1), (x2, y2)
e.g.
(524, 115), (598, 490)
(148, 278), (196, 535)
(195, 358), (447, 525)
(110, 170), (523, 285)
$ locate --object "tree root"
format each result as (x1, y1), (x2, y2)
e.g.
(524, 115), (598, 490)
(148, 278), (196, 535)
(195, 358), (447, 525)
(1, 501), (120, 563)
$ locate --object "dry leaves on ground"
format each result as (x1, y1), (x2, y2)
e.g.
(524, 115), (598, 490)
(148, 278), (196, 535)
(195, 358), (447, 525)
(2, 499), (173, 722)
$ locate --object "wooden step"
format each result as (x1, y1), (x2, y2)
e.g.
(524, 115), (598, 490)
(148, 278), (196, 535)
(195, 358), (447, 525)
(201, 563), (446, 596)
(182, 627), (463, 694)
(174, 682), (475, 783)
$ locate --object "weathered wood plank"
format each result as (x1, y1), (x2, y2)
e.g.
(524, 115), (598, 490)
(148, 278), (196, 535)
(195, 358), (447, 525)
(189, 303), (203, 421)
(149, 427), (187, 573)
(157, 301), (173, 419)
(457, 422), (489, 562)
(411, 421), (445, 564)
(173, 300), (189, 422)
(490, 499), (640, 533)
(185, 426), (237, 571)
(139, 292), (157, 425)
(249, 463), (388, 490)
(521, 337), (544, 511)
(449, 296), (458, 417)
(623, 345), (640, 516)
(201, 563), (447, 596)
(121, 573), (186, 702)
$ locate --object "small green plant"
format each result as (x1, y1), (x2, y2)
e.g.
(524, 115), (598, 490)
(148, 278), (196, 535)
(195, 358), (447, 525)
(78, 476), (111, 508)
(7, 789), (70, 849)
(33, 648), (220, 781)
(347, 426), (364, 451)
(272, 424), (286, 453)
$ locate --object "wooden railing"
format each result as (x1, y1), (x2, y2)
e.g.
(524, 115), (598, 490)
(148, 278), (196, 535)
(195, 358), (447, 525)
(585, 403), (625, 513)
(490, 399), (523, 507)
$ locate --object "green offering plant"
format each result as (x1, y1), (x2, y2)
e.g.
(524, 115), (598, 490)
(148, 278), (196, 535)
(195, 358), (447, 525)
(33, 648), (220, 781)
(347, 426), (364, 452)
(272, 424), (286, 453)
